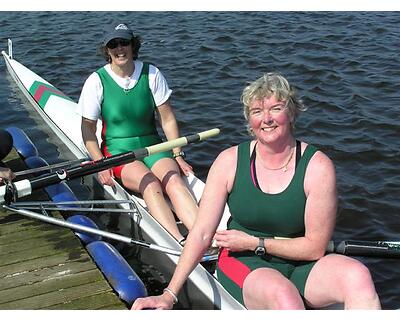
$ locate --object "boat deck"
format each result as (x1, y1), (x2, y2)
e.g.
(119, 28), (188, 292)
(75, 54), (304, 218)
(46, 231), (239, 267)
(0, 149), (127, 310)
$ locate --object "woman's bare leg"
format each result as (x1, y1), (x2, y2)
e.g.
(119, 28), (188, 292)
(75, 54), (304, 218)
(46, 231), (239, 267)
(304, 254), (381, 309)
(151, 158), (198, 230)
(121, 161), (184, 241)
(243, 268), (305, 309)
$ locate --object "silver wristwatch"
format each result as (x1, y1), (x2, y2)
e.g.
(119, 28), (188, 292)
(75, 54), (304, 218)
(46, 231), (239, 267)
(254, 237), (266, 256)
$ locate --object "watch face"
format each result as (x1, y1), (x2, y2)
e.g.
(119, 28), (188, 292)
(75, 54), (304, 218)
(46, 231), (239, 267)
(255, 246), (266, 256)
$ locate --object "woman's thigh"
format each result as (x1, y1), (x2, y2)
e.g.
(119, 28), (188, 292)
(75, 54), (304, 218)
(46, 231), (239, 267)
(243, 268), (304, 309)
(304, 254), (374, 308)
(150, 157), (183, 188)
(120, 160), (160, 193)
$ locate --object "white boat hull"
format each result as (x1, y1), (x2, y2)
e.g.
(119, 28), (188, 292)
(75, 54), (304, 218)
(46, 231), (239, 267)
(1, 44), (242, 310)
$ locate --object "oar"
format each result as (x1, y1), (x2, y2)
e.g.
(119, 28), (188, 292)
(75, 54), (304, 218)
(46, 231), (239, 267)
(3, 204), (217, 263)
(14, 158), (89, 177)
(12, 200), (140, 214)
(275, 236), (400, 259)
(0, 128), (220, 204)
(328, 240), (400, 258)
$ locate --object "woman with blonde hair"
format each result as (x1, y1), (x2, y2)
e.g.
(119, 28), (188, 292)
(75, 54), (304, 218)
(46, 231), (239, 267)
(132, 73), (381, 310)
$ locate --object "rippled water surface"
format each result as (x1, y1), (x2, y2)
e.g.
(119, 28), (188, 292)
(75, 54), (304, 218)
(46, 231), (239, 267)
(0, 12), (399, 309)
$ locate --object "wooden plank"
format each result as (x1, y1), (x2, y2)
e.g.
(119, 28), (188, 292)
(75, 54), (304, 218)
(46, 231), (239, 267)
(0, 225), (65, 245)
(0, 210), (69, 242)
(0, 269), (104, 304)
(0, 210), (71, 230)
(97, 303), (129, 310)
(0, 240), (87, 266)
(0, 257), (96, 290)
(0, 251), (91, 278)
(0, 277), (122, 309)
(0, 149), (129, 310)
(45, 292), (126, 310)
(0, 214), (47, 235)
(0, 228), (78, 255)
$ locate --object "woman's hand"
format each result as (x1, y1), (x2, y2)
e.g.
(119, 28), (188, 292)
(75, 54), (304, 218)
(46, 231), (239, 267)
(97, 169), (114, 186)
(131, 293), (175, 310)
(214, 229), (256, 252)
(0, 167), (15, 184)
(175, 156), (193, 176)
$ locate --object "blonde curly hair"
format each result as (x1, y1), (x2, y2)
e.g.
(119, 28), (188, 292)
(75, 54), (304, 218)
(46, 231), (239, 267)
(241, 73), (307, 135)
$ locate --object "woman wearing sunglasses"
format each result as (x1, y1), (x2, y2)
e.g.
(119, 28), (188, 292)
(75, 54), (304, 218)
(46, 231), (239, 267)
(78, 23), (198, 243)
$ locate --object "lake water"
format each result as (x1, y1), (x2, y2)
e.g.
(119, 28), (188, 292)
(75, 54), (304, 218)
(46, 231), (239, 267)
(0, 11), (399, 309)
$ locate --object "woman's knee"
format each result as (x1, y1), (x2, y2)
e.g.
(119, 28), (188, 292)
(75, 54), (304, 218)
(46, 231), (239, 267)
(342, 259), (376, 297)
(243, 269), (304, 310)
(140, 174), (163, 195)
(122, 165), (162, 194)
(162, 170), (185, 193)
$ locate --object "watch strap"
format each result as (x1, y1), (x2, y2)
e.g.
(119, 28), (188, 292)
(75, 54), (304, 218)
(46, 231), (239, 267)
(173, 151), (185, 159)
(259, 237), (265, 250)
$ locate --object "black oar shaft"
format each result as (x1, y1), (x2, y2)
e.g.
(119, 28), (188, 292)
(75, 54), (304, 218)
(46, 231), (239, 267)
(0, 128), (220, 204)
(14, 158), (88, 177)
(274, 237), (400, 259)
(29, 130), (217, 189)
(334, 240), (400, 258)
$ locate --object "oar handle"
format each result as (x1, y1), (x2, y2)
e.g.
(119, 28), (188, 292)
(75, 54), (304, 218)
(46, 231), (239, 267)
(146, 128), (220, 156)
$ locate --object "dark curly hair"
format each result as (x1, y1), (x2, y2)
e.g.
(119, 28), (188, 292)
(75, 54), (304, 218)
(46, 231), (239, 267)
(99, 35), (142, 62)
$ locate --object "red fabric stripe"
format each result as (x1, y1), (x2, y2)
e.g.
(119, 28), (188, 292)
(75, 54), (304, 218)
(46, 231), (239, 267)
(33, 85), (63, 102)
(218, 248), (251, 288)
(101, 145), (124, 179)
(100, 119), (124, 179)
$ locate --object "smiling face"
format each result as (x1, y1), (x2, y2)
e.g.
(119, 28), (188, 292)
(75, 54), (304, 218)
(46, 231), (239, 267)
(106, 38), (133, 67)
(248, 95), (293, 145)
(241, 73), (307, 138)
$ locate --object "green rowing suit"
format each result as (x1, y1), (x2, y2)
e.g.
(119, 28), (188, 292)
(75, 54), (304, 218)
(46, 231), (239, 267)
(216, 140), (318, 306)
(96, 63), (171, 175)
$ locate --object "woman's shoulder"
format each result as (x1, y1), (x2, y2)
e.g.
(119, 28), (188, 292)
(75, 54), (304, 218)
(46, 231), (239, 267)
(146, 62), (163, 77)
(208, 146), (233, 170)
(217, 140), (255, 159)
(208, 145), (239, 191)
(303, 142), (336, 184)
(81, 70), (103, 92)
(302, 142), (334, 168)
(218, 145), (238, 160)
(88, 69), (103, 80)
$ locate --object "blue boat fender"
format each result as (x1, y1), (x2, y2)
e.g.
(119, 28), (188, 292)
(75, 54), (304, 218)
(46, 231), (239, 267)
(23, 155), (77, 206)
(67, 215), (102, 244)
(44, 181), (101, 244)
(6, 127), (38, 159)
(24, 156), (77, 207)
(24, 155), (51, 175)
(24, 155), (101, 244)
(87, 241), (148, 305)
(44, 181), (78, 207)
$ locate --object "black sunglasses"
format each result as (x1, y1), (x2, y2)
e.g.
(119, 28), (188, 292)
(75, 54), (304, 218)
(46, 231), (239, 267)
(107, 38), (131, 49)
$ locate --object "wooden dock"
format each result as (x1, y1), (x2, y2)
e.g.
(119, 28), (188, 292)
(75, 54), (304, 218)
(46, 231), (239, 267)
(0, 149), (127, 310)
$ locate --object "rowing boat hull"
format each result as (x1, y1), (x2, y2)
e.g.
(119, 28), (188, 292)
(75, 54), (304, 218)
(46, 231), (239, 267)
(1, 44), (243, 309)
